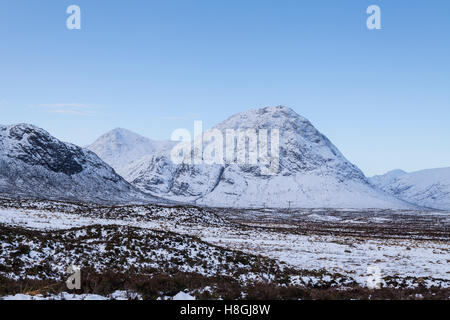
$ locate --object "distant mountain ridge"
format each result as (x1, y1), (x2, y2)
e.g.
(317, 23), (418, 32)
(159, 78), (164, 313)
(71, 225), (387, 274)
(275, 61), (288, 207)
(4, 110), (442, 210)
(0, 124), (157, 204)
(370, 168), (450, 211)
(369, 170), (407, 189)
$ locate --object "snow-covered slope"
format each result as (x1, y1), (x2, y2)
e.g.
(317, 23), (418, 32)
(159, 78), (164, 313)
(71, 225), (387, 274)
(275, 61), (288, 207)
(369, 170), (407, 189)
(0, 124), (155, 204)
(123, 106), (413, 209)
(88, 128), (176, 176)
(370, 168), (450, 211)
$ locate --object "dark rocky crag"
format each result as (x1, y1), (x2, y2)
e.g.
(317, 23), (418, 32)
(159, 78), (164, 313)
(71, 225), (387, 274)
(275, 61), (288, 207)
(0, 124), (156, 204)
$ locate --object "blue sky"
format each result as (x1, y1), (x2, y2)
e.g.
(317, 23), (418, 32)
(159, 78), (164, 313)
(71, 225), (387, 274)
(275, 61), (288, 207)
(0, 0), (449, 176)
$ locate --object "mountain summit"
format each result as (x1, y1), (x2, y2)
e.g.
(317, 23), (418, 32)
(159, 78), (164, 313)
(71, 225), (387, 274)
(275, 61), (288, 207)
(214, 106), (362, 178)
(369, 170), (407, 189)
(88, 128), (175, 177)
(121, 106), (413, 209)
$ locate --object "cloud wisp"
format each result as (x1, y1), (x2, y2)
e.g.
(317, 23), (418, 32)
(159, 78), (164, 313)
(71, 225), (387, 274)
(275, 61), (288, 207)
(39, 103), (97, 116)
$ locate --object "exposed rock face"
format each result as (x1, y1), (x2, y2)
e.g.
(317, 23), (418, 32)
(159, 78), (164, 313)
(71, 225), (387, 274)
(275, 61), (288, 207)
(0, 124), (155, 204)
(5, 124), (84, 175)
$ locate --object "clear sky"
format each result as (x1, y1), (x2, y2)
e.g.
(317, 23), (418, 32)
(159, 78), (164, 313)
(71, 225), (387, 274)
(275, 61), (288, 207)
(0, 0), (449, 176)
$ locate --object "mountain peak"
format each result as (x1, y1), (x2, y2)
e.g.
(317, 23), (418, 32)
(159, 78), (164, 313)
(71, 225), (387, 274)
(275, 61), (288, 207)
(256, 105), (303, 117)
(369, 169), (408, 190)
(253, 105), (299, 116)
(88, 128), (176, 177)
(111, 127), (137, 134)
(213, 105), (353, 178)
(216, 105), (309, 131)
(2, 123), (51, 141)
(386, 169), (407, 175)
(99, 127), (145, 141)
(4, 123), (42, 130)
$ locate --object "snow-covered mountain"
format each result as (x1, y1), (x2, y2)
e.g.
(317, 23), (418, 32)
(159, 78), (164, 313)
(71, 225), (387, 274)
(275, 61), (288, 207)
(88, 128), (176, 176)
(0, 124), (155, 204)
(369, 170), (407, 189)
(122, 106), (413, 209)
(369, 168), (450, 211)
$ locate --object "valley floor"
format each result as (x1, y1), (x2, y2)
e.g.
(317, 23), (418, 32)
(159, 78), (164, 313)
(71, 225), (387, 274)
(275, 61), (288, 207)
(0, 198), (448, 300)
